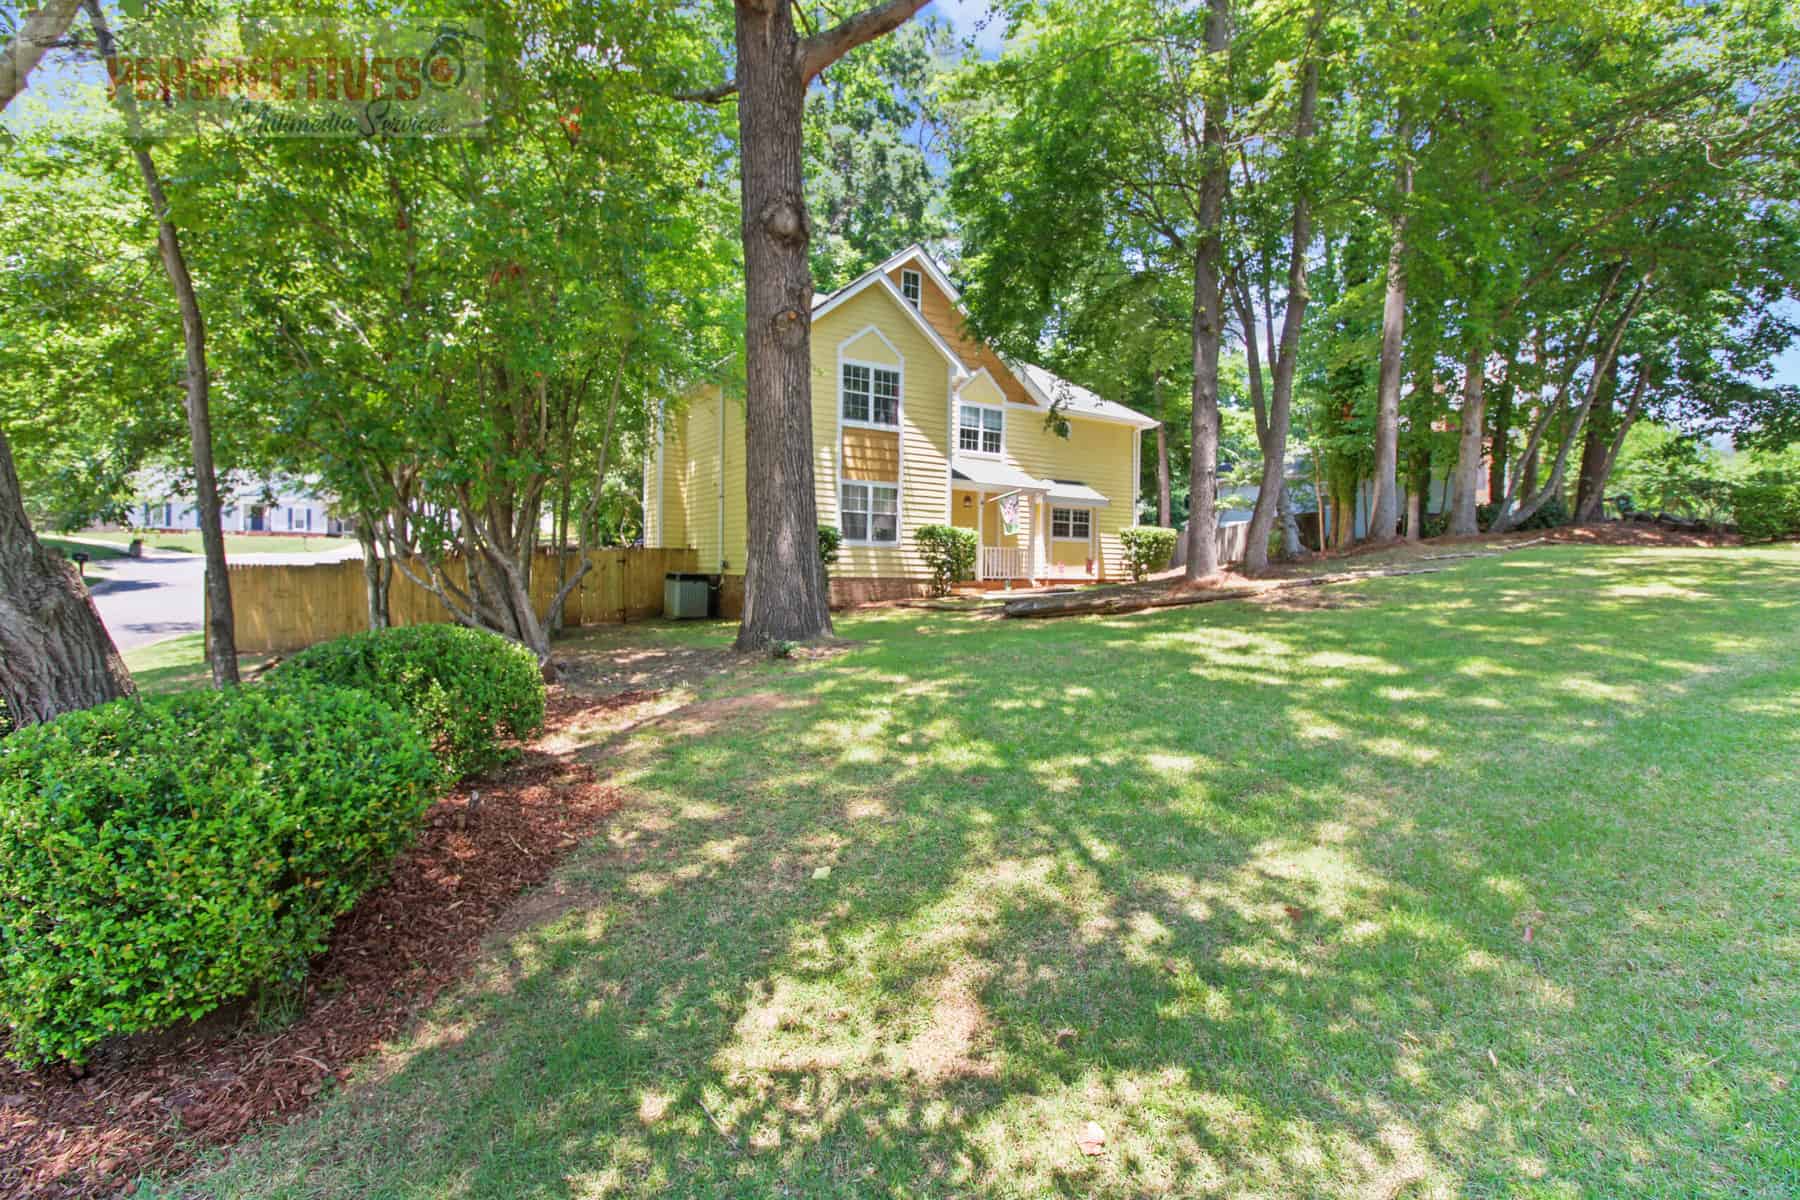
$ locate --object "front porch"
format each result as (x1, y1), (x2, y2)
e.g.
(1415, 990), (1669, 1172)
(951, 480), (1103, 586)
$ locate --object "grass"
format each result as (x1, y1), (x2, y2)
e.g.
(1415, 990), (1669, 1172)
(75, 530), (356, 555)
(122, 633), (271, 695)
(38, 535), (129, 563)
(172, 544), (1798, 1198)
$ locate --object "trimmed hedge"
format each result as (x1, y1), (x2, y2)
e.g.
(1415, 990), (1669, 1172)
(0, 685), (441, 1066)
(1120, 526), (1179, 581)
(916, 524), (977, 596)
(270, 625), (545, 779)
(1731, 480), (1800, 542)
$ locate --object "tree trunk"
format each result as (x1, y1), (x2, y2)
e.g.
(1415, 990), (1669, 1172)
(1368, 127), (1412, 543)
(1447, 342), (1488, 534)
(1495, 273), (1649, 532)
(0, 428), (136, 725)
(1573, 360), (1620, 522)
(731, 0), (831, 649)
(0, 0), (83, 112)
(90, 0), (238, 686)
(717, 0), (928, 649)
(1242, 39), (1317, 571)
(1276, 484), (1302, 557)
(1183, 0), (1231, 582)
(1487, 342), (1518, 506)
(1575, 363), (1649, 524)
(1154, 371), (1171, 526)
(355, 518), (390, 628)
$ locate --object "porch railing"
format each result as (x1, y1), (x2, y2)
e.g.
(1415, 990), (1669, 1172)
(981, 545), (1027, 580)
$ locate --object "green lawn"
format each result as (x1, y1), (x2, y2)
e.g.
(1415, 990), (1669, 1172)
(77, 530), (356, 555)
(39, 535), (129, 564)
(122, 633), (271, 695)
(174, 545), (1798, 1199)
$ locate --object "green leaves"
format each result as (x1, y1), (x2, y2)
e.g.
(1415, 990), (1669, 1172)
(267, 624), (545, 780)
(0, 683), (441, 1067)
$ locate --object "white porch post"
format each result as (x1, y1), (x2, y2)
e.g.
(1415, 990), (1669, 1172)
(1027, 494), (1042, 581)
(975, 490), (986, 581)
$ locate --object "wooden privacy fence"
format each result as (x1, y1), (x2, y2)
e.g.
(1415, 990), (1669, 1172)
(224, 547), (699, 653)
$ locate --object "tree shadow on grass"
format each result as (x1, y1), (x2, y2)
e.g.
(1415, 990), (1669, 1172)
(182, 547), (1800, 1199)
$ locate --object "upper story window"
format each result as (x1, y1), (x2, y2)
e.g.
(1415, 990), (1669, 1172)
(842, 362), (900, 427)
(958, 403), (1003, 456)
(901, 268), (922, 310)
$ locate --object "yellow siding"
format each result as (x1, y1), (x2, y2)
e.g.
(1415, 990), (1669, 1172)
(720, 390), (747, 573)
(657, 404), (689, 549)
(1003, 409), (1139, 578)
(813, 284), (954, 580)
(950, 488), (978, 530)
(842, 427), (901, 482)
(685, 384), (724, 571)
(958, 371), (1006, 408)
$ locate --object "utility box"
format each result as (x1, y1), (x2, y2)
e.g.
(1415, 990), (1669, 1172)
(664, 572), (711, 620)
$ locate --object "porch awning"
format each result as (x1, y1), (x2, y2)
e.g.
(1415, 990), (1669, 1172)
(950, 458), (1048, 494)
(1045, 479), (1110, 507)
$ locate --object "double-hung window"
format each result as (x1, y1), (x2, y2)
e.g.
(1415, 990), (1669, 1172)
(842, 363), (900, 426)
(841, 482), (900, 544)
(958, 403), (1003, 455)
(1051, 507), (1091, 541)
(901, 268), (922, 309)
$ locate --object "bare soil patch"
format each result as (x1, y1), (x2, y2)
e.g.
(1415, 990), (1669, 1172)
(0, 690), (628, 1200)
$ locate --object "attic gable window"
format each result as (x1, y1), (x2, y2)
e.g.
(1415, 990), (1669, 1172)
(842, 362), (900, 427)
(900, 268), (922, 310)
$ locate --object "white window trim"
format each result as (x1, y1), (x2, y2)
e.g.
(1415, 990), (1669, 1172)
(834, 325), (905, 546)
(839, 355), (903, 431)
(839, 480), (902, 546)
(956, 400), (1005, 459)
(900, 268), (922, 310)
(1051, 506), (1093, 542)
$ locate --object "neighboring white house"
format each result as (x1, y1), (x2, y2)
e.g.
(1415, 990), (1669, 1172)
(127, 472), (350, 535)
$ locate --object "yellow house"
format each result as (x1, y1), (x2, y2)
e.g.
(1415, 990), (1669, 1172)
(644, 245), (1158, 608)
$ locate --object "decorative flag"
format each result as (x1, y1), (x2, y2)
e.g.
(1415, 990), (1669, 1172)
(999, 493), (1023, 536)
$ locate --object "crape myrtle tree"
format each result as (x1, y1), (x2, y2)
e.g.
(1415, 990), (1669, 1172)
(0, 1), (137, 723)
(674, 0), (934, 650)
(213, 2), (741, 666)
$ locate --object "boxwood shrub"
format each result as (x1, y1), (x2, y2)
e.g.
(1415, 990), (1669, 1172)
(270, 625), (545, 779)
(1731, 480), (1800, 542)
(1120, 525), (1179, 580)
(0, 684), (441, 1066)
(915, 524), (977, 596)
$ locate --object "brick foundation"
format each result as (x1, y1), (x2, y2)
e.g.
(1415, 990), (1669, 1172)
(711, 574), (931, 619)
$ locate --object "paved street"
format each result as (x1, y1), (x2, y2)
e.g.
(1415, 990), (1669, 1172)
(69, 540), (364, 652)
(81, 548), (205, 651)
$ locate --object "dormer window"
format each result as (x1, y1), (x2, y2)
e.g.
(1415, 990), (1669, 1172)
(901, 268), (922, 310)
(958, 402), (1003, 456)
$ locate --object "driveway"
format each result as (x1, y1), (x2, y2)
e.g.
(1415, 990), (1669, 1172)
(81, 547), (206, 651)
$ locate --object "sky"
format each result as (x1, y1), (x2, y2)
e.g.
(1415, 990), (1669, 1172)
(926, 0), (1009, 57)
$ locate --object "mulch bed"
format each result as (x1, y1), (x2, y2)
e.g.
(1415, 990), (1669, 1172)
(0, 689), (631, 1200)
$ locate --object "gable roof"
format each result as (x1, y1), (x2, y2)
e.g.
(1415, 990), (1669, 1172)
(811, 266), (970, 377)
(876, 244), (964, 305)
(855, 245), (1158, 432)
(1014, 362), (1162, 431)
